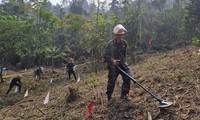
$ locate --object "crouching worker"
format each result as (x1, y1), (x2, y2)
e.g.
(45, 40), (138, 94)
(34, 67), (43, 80)
(67, 58), (77, 80)
(0, 67), (8, 83)
(6, 74), (23, 95)
(0, 67), (8, 76)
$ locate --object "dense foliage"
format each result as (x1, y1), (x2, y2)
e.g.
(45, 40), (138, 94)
(0, 0), (198, 67)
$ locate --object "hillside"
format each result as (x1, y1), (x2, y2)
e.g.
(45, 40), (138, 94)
(0, 46), (200, 120)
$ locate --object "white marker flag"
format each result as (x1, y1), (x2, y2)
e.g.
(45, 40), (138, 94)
(77, 75), (80, 82)
(73, 65), (76, 72)
(14, 86), (18, 93)
(4, 71), (7, 75)
(148, 112), (152, 120)
(44, 91), (50, 104)
(50, 78), (53, 83)
(24, 89), (28, 97)
(64, 68), (66, 74)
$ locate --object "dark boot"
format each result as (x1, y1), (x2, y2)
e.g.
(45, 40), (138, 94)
(107, 96), (113, 107)
(120, 94), (131, 101)
(107, 95), (112, 102)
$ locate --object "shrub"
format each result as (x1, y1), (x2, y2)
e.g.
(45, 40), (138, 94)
(192, 37), (200, 46)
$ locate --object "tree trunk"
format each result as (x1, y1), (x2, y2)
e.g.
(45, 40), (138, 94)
(0, 67), (4, 83)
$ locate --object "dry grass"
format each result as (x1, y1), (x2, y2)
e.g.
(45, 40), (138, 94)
(0, 46), (199, 120)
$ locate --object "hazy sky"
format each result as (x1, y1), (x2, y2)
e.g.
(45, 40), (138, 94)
(0, 0), (61, 5)
(49, 0), (110, 5)
(49, 0), (61, 5)
(0, 0), (110, 5)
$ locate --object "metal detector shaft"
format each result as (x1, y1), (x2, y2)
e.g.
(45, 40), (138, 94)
(117, 66), (162, 102)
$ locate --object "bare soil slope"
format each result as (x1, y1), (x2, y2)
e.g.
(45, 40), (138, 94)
(0, 46), (199, 120)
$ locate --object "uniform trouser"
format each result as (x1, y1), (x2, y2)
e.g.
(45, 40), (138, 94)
(68, 71), (77, 80)
(6, 82), (21, 95)
(106, 65), (131, 99)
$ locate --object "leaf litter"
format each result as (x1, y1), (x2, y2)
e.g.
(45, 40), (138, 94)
(0, 46), (199, 120)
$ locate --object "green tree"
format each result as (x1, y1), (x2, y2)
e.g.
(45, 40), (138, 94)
(184, 0), (200, 41)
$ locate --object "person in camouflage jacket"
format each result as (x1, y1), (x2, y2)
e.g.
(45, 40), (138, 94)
(104, 24), (131, 102)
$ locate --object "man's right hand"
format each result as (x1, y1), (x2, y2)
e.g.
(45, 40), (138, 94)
(112, 59), (120, 65)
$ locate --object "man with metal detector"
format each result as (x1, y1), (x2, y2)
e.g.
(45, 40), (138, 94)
(104, 24), (131, 102)
(104, 24), (173, 108)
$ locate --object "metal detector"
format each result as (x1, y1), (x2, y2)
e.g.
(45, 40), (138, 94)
(117, 66), (173, 108)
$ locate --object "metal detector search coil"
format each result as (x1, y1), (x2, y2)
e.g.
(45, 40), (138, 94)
(117, 66), (173, 108)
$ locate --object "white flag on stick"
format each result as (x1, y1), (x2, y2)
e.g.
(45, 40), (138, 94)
(4, 71), (7, 75)
(50, 78), (53, 83)
(44, 91), (50, 104)
(24, 89), (28, 97)
(14, 86), (18, 93)
(77, 75), (80, 82)
(73, 65), (76, 72)
(64, 68), (66, 74)
(148, 112), (152, 120)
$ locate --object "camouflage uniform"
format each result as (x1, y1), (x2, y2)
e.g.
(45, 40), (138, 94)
(104, 39), (131, 100)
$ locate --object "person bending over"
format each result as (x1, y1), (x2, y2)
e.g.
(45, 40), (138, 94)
(6, 74), (23, 95)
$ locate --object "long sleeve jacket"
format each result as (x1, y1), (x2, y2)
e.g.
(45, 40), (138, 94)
(11, 77), (21, 85)
(67, 63), (75, 72)
(104, 39), (129, 69)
